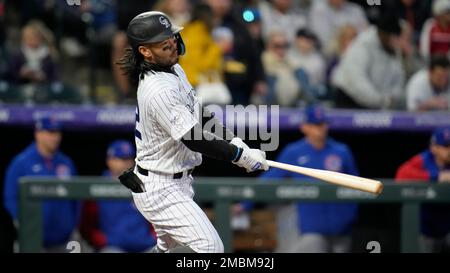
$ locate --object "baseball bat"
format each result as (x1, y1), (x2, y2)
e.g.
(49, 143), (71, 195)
(266, 160), (383, 195)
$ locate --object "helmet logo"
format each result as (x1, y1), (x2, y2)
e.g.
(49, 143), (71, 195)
(159, 16), (171, 28)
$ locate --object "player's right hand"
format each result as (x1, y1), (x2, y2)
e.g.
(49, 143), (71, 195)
(233, 147), (269, 172)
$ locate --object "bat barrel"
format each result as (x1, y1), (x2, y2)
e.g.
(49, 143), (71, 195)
(267, 160), (383, 195)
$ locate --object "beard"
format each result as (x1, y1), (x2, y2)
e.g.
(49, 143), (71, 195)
(153, 50), (179, 68)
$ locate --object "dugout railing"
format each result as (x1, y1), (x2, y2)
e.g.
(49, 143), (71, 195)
(18, 177), (450, 253)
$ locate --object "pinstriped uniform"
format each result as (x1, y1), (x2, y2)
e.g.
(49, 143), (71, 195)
(132, 64), (223, 253)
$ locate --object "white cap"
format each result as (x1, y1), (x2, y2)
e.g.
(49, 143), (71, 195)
(212, 27), (234, 42)
(433, 0), (450, 16)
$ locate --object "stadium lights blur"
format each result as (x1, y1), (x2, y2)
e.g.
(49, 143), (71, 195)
(242, 9), (260, 23)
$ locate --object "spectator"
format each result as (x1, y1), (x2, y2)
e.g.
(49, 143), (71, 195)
(153, 0), (191, 27)
(178, 4), (223, 88)
(420, 0), (450, 60)
(395, 126), (450, 253)
(309, 0), (368, 57)
(399, 19), (424, 79)
(211, 26), (236, 104)
(325, 24), (358, 85)
(384, 0), (432, 43)
(262, 31), (301, 106)
(239, 105), (359, 253)
(10, 20), (58, 84)
(56, 0), (90, 58)
(116, 0), (157, 31)
(86, 0), (118, 43)
(80, 140), (157, 253)
(241, 8), (265, 60)
(406, 55), (450, 111)
(258, 0), (308, 44)
(57, 1), (119, 56)
(205, 0), (267, 105)
(288, 28), (327, 102)
(111, 0), (157, 102)
(212, 26), (234, 60)
(331, 14), (406, 109)
(3, 115), (79, 252)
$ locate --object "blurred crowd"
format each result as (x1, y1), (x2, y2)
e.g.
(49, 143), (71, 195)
(0, 0), (448, 110)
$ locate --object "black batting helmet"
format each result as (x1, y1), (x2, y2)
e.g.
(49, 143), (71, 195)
(126, 11), (186, 55)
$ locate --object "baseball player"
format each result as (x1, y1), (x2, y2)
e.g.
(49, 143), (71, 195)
(395, 126), (450, 252)
(79, 140), (157, 253)
(3, 116), (79, 252)
(116, 11), (268, 253)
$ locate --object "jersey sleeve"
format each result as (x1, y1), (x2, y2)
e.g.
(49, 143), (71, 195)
(395, 154), (430, 182)
(150, 89), (198, 141)
(3, 157), (22, 220)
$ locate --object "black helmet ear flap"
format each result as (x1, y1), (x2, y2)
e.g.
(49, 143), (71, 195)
(175, 33), (186, 56)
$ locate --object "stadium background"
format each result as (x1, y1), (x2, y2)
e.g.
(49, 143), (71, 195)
(0, 0), (449, 253)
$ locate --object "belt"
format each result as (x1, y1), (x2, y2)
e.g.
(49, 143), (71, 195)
(137, 165), (193, 179)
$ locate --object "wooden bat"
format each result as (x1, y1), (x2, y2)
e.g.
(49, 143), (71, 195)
(267, 160), (383, 195)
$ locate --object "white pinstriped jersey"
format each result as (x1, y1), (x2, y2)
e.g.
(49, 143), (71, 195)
(134, 64), (202, 174)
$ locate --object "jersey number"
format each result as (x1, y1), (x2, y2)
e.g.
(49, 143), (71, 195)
(135, 105), (142, 140)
